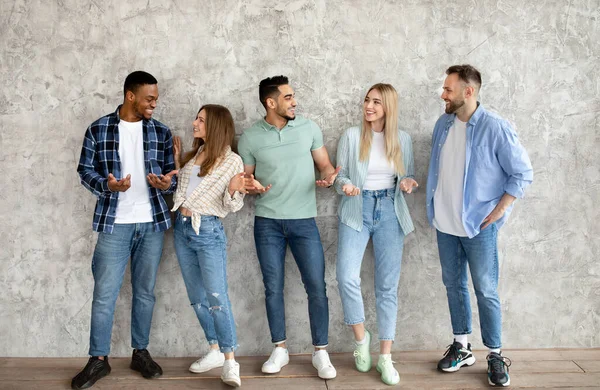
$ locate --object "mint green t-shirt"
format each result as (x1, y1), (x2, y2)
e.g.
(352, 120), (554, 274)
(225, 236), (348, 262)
(238, 115), (324, 219)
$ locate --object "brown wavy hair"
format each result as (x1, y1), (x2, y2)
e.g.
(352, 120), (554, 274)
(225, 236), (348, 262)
(180, 104), (235, 177)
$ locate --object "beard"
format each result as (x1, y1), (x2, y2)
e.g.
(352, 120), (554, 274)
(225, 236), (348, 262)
(276, 107), (295, 121)
(445, 98), (465, 114)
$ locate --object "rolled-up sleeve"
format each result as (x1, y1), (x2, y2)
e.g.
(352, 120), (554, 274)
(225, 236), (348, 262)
(497, 122), (533, 199)
(333, 130), (352, 195)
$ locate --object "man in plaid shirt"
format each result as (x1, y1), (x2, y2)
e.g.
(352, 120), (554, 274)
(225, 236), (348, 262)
(72, 71), (177, 390)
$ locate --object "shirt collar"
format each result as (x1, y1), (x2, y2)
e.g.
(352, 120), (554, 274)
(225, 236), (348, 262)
(113, 104), (150, 126)
(445, 101), (484, 126)
(261, 117), (295, 131)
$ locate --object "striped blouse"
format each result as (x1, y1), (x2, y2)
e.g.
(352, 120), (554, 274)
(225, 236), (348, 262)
(172, 146), (244, 234)
(333, 126), (415, 235)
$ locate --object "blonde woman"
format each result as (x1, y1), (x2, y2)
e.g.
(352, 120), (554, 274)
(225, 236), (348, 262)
(172, 104), (247, 387)
(334, 84), (418, 385)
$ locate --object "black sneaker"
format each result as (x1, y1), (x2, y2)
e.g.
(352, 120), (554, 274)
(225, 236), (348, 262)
(487, 352), (511, 386)
(71, 356), (111, 389)
(130, 348), (163, 379)
(437, 341), (476, 372)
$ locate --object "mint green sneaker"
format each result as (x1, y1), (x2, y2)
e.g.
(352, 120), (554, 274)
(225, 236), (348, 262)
(352, 330), (372, 372)
(376, 354), (400, 385)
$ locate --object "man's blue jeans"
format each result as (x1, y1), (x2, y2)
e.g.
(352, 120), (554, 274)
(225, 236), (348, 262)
(254, 216), (329, 347)
(174, 212), (237, 353)
(89, 222), (164, 356)
(436, 223), (502, 349)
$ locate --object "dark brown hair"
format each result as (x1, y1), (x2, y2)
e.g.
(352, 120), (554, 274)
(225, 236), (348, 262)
(259, 75), (289, 109)
(180, 104), (235, 177)
(446, 64), (482, 90)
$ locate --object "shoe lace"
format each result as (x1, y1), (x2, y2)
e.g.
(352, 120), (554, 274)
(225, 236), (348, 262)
(442, 343), (459, 360)
(379, 355), (397, 366)
(353, 349), (366, 362)
(487, 354), (512, 373)
(223, 363), (237, 377)
(136, 350), (157, 370)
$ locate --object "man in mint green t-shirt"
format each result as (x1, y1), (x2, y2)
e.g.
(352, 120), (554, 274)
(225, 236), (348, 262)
(238, 75), (340, 380)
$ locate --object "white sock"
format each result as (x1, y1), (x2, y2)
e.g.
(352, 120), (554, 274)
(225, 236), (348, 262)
(356, 335), (367, 345)
(489, 348), (501, 354)
(379, 353), (392, 361)
(454, 335), (468, 348)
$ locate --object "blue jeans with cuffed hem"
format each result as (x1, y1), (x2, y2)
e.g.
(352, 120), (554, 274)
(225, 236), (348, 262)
(336, 188), (405, 341)
(89, 222), (164, 357)
(174, 212), (237, 353)
(436, 223), (502, 349)
(254, 216), (329, 347)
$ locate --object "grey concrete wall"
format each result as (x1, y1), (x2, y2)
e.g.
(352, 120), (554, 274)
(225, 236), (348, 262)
(1, 0), (598, 357)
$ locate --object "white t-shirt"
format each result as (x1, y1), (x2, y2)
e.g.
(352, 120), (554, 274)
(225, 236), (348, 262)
(363, 130), (396, 190)
(185, 165), (204, 198)
(433, 117), (468, 237)
(114, 119), (153, 224)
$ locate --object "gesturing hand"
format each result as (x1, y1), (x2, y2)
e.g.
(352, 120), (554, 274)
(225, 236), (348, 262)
(147, 170), (179, 191)
(342, 184), (360, 197)
(173, 136), (182, 169)
(228, 172), (248, 195)
(399, 178), (418, 193)
(108, 173), (131, 192)
(316, 166), (342, 187)
(244, 174), (272, 194)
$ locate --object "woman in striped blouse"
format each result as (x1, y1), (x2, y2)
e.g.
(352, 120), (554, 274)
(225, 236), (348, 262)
(171, 104), (247, 388)
(333, 84), (418, 386)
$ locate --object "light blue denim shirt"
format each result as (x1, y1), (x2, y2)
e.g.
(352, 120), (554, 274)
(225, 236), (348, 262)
(426, 103), (533, 238)
(334, 126), (415, 235)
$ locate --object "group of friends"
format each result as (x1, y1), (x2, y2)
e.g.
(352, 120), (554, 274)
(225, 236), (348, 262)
(72, 64), (533, 389)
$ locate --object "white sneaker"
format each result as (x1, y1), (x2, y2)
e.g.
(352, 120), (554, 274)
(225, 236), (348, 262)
(221, 359), (241, 387)
(261, 347), (289, 374)
(312, 350), (337, 379)
(189, 349), (225, 373)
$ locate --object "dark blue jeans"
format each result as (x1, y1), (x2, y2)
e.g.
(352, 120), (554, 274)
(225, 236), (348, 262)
(437, 223), (502, 349)
(254, 216), (329, 347)
(89, 223), (164, 356)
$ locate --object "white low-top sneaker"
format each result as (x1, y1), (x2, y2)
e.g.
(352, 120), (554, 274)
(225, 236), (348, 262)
(312, 350), (337, 379)
(261, 346), (290, 374)
(189, 349), (225, 373)
(221, 359), (241, 388)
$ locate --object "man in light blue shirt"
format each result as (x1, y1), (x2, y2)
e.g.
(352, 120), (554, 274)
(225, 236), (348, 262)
(426, 65), (532, 387)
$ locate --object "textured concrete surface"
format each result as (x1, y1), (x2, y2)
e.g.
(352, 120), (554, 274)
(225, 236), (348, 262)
(0, 0), (598, 357)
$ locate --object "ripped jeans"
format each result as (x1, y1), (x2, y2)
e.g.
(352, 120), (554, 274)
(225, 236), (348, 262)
(174, 212), (237, 353)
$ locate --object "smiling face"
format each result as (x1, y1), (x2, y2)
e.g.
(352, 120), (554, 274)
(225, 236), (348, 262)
(192, 109), (207, 140)
(270, 84), (297, 121)
(441, 73), (468, 114)
(363, 88), (386, 125)
(128, 84), (159, 120)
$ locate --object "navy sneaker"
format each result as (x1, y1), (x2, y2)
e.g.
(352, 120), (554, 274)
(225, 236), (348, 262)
(487, 352), (511, 386)
(437, 341), (476, 372)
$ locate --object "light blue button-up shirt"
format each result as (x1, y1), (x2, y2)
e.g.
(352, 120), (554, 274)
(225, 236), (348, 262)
(426, 103), (533, 238)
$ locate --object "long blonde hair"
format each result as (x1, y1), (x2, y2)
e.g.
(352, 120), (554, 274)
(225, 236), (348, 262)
(359, 83), (405, 175)
(180, 104), (235, 176)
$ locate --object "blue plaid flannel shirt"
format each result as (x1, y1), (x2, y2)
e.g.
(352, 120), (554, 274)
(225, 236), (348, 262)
(77, 106), (177, 233)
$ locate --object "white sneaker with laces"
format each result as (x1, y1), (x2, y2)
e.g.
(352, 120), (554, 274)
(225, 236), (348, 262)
(261, 346), (289, 374)
(312, 350), (337, 379)
(221, 359), (241, 387)
(189, 348), (225, 373)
